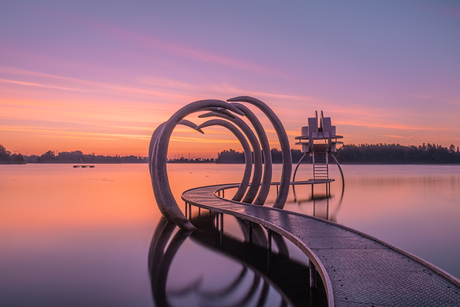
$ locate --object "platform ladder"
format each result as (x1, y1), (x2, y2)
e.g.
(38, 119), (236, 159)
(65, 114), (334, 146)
(312, 151), (329, 180)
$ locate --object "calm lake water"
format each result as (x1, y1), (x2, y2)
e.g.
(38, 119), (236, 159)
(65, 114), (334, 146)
(1, 163), (459, 306)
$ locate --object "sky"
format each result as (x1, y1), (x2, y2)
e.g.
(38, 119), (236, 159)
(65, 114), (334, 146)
(1, 0), (459, 158)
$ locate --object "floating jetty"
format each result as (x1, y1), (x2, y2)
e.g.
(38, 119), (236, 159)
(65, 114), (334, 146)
(182, 183), (460, 306)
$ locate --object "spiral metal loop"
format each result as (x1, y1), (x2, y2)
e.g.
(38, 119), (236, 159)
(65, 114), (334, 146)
(149, 97), (292, 230)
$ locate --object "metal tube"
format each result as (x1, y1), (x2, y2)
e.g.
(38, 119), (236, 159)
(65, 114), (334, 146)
(219, 213), (223, 246)
(249, 221), (253, 245)
(267, 229), (272, 252)
(267, 228), (272, 272)
(220, 213), (224, 233)
(309, 260), (317, 288)
(228, 96), (292, 209)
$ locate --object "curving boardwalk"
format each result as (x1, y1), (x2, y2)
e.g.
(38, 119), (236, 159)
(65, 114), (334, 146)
(182, 183), (460, 307)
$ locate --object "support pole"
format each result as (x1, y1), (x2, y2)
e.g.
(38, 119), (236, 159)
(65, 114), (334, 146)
(219, 213), (224, 246)
(309, 260), (317, 288)
(220, 213), (224, 233)
(267, 228), (272, 272)
(267, 228), (272, 252)
(249, 221), (253, 245)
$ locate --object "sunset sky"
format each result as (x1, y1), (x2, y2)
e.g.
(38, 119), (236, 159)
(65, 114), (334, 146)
(1, 1), (459, 158)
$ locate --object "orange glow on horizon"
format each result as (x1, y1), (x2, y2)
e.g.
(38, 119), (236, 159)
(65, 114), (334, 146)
(1, 2), (459, 156)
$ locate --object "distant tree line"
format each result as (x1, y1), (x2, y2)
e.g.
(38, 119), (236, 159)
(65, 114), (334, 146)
(216, 148), (305, 164)
(3, 143), (460, 165)
(216, 143), (460, 164)
(0, 145), (148, 164)
(168, 157), (215, 163)
(0, 145), (26, 164)
(334, 143), (460, 164)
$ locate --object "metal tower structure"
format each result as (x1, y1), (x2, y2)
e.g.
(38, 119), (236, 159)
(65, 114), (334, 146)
(294, 111), (344, 186)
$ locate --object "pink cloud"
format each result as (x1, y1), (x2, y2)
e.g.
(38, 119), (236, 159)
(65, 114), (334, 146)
(28, 6), (286, 78)
(0, 78), (87, 92)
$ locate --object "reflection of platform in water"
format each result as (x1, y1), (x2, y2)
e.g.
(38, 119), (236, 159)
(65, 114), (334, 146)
(182, 183), (460, 306)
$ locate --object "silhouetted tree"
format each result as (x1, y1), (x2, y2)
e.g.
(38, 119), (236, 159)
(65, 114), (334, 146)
(0, 145), (12, 163)
(216, 149), (245, 163)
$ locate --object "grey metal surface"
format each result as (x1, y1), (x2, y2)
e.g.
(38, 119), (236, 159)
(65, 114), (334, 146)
(196, 119), (252, 202)
(149, 96), (293, 230)
(198, 112), (262, 203)
(182, 183), (460, 307)
(227, 96), (292, 209)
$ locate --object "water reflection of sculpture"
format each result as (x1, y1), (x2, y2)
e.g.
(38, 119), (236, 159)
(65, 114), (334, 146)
(148, 96), (292, 230)
(148, 214), (328, 307)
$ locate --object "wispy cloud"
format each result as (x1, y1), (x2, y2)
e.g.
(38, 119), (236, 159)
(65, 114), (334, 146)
(411, 93), (434, 100)
(29, 6), (285, 78)
(170, 136), (239, 144)
(384, 135), (410, 139)
(0, 66), (190, 100)
(0, 125), (151, 141)
(334, 119), (443, 132)
(0, 78), (88, 92)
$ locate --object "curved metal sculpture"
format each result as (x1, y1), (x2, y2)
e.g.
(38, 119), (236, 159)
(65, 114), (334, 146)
(149, 96), (293, 229)
(230, 103), (272, 205)
(227, 96), (292, 209)
(198, 111), (262, 204)
(196, 119), (252, 202)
